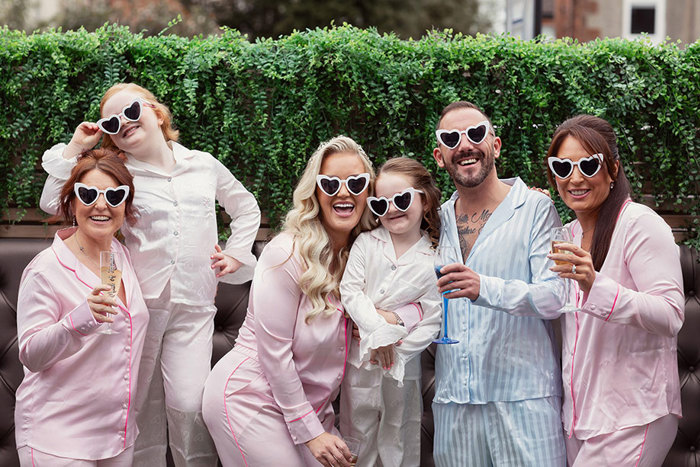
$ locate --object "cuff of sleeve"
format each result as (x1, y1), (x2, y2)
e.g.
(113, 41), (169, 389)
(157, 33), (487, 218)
(358, 324), (408, 363)
(63, 300), (102, 336)
(473, 274), (500, 307)
(392, 303), (422, 332)
(581, 273), (620, 321)
(286, 407), (326, 445)
(219, 250), (257, 285)
(385, 355), (406, 386)
(42, 143), (76, 179)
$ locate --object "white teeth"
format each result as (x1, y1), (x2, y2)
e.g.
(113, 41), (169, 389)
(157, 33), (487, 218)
(90, 216), (110, 221)
(334, 203), (353, 208)
(570, 190), (588, 196)
(458, 158), (477, 166)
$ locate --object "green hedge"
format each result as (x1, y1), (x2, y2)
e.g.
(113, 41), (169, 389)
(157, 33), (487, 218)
(2, 24), (699, 243)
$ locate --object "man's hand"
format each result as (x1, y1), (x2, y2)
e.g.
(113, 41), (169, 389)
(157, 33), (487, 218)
(436, 262), (480, 301)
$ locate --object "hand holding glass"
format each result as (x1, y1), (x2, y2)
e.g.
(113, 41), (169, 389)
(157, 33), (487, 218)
(550, 227), (578, 312)
(434, 246), (460, 344)
(98, 251), (121, 334)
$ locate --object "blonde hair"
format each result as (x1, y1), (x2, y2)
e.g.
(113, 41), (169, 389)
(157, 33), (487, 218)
(99, 83), (179, 149)
(283, 136), (376, 323)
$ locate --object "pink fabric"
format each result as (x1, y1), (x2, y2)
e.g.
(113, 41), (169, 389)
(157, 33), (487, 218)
(562, 202), (684, 439)
(15, 228), (149, 460)
(203, 233), (348, 465)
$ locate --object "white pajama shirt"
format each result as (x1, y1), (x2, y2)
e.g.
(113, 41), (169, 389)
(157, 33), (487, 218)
(339, 227), (441, 467)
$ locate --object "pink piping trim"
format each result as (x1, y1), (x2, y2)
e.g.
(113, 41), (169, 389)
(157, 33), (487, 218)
(31, 447), (35, 466)
(634, 423), (650, 467)
(605, 285), (620, 321)
(289, 409), (315, 423)
(224, 356), (251, 467)
(568, 310), (581, 438)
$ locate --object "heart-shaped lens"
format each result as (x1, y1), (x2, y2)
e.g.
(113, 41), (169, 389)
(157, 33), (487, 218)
(319, 178), (340, 196)
(105, 187), (128, 207)
(123, 100), (141, 121)
(77, 186), (99, 205)
(467, 124), (487, 144)
(369, 198), (389, 216)
(579, 158), (601, 177)
(551, 159), (573, 178)
(346, 175), (368, 195)
(440, 131), (461, 148)
(100, 116), (121, 134)
(393, 192), (413, 211)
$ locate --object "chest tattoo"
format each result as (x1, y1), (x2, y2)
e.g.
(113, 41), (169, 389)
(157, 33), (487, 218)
(456, 209), (493, 259)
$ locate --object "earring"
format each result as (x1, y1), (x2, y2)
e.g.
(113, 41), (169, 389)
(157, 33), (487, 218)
(72, 216), (76, 227)
(610, 182), (615, 190)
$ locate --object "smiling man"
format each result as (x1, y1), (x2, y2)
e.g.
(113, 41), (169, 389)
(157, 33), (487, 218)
(431, 101), (567, 467)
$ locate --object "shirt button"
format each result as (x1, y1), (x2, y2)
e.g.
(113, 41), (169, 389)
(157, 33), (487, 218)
(167, 177), (172, 182)
(170, 259), (175, 265)
(337, 374), (342, 380)
(174, 231), (179, 236)
(123, 374), (129, 381)
(379, 289), (385, 294)
(391, 265), (396, 271)
(122, 403), (128, 409)
(173, 201), (178, 207)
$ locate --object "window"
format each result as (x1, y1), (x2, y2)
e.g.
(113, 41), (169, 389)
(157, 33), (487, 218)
(631, 7), (656, 34)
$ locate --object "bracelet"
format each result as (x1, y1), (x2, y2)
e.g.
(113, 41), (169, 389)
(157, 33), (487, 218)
(392, 311), (405, 327)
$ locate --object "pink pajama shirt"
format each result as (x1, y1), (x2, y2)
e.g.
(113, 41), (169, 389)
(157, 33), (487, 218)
(562, 201), (684, 464)
(202, 233), (349, 466)
(15, 228), (149, 462)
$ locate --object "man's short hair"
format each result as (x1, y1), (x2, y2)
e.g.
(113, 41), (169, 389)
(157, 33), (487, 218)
(436, 101), (494, 134)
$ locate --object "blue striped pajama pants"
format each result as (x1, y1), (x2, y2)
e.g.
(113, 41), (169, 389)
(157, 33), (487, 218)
(433, 397), (566, 467)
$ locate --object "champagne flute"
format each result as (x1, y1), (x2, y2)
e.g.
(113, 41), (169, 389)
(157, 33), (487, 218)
(344, 435), (363, 466)
(433, 245), (460, 344)
(98, 250), (121, 334)
(550, 226), (578, 312)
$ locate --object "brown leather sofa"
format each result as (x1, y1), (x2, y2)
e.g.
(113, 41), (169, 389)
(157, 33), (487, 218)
(0, 237), (697, 466)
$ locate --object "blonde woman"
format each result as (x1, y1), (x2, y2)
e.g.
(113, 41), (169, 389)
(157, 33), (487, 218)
(202, 136), (375, 467)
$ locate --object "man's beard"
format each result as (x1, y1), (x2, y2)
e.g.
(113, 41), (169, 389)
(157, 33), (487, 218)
(444, 147), (495, 188)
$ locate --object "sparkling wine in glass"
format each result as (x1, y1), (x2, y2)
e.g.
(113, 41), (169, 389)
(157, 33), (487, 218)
(98, 250), (121, 334)
(550, 227), (578, 312)
(434, 245), (460, 344)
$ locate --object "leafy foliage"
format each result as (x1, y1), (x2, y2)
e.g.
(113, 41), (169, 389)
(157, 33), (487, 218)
(1, 25), (699, 244)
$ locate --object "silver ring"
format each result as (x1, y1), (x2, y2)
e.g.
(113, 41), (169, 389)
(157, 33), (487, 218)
(571, 264), (576, 274)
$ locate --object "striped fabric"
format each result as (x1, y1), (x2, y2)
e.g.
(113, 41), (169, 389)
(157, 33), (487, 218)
(433, 398), (566, 466)
(434, 177), (566, 404)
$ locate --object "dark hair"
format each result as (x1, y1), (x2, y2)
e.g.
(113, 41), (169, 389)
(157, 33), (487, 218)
(52, 148), (136, 225)
(545, 115), (631, 270)
(376, 157), (442, 248)
(436, 101), (494, 135)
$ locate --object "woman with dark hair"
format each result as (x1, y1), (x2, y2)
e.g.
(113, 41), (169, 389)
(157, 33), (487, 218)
(546, 115), (684, 466)
(15, 148), (149, 466)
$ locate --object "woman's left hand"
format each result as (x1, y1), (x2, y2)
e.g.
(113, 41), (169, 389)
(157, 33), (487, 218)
(548, 242), (596, 294)
(305, 432), (352, 467)
(211, 244), (242, 278)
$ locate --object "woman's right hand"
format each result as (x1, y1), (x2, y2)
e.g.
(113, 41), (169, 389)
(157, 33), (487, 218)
(87, 285), (118, 323)
(305, 432), (352, 467)
(64, 122), (103, 158)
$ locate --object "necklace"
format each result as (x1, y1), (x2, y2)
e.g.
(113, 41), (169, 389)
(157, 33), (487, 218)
(74, 230), (100, 269)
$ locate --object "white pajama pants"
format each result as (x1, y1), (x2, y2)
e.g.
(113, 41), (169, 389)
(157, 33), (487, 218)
(339, 363), (422, 467)
(566, 413), (678, 467)
(18, 445), (134, 466)
(433, 398), (566, 467)
(132, 284), (218, 467)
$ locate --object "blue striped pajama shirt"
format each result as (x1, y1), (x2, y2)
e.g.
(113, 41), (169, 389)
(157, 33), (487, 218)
(433, 177), (567, 466)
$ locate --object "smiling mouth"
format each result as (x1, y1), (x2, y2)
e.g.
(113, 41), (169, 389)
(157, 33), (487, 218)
(456, 157), (478, 167)
(122, 125), (139, 137)
(333, 203), (355, 215)
(89, 215), (111, 222)
(569, 189), (590, 197)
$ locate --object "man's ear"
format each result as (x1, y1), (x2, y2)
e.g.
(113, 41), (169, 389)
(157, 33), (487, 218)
(433, 146), (446, 168)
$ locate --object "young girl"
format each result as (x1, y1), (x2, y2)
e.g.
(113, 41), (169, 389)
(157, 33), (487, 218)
(339, 157), (442, 467)
(39, 83), (261, 467)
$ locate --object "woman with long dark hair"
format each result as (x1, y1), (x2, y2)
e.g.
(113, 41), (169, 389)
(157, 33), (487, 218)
(546, 115), (684, 466)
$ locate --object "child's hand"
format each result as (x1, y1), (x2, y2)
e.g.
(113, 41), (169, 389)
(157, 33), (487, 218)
(65, 122), (103, 157)
(370, 344), (395, 370)
(211, 244), (242, 278)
